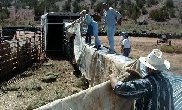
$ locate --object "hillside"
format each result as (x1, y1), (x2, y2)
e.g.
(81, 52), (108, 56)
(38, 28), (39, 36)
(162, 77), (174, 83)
(0, 0), (181, 34)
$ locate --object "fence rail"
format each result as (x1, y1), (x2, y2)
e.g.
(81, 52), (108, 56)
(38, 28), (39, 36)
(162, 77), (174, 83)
(0, 30), (44, 78)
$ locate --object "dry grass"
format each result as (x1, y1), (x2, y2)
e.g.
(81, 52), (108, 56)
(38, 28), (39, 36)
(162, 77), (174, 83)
(160, 45), (182, 54)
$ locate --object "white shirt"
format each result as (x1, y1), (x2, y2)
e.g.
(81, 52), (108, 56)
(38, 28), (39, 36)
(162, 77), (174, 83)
(122, 38), (131, 48)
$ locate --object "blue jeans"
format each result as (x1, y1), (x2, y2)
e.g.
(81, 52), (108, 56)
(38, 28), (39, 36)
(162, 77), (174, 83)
(91, 21), (101, 46)
(123, 48), (131, 57)
(107, 25), (116, 51)
(86, 24), (93, 44)
(86, 21), (101, 46)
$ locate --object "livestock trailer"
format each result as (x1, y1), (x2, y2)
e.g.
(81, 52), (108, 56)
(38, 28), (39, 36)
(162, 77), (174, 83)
(41, 12), (80, 55)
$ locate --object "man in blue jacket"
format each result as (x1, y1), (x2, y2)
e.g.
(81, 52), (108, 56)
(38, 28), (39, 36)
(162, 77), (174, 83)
(71, 10), (101, 50)
(85, 14), (101, 50)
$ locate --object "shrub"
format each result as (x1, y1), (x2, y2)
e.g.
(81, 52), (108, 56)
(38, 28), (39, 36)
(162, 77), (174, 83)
(27, 99), (45, 110)
(25, 82), (42, 91)
(6, 85), (20, 91)
(160, 46), (182, 54)
(169, 9), (176, 18)
(165, 0), (174, 8)
(136, 0), (146, 8)
(160, 45), (175, 53)
(175, 47), (182, 54)
(142, 7), (148, 15)
(62, 0), (71, 12)
(149, 8), (169, 22)
(146, 0), (158, 7)
(75, 75), (89, 90)
(72, 1), (82, 13)
(179, 10), (182, 19)
(0, 8), (10, 21)
(129, 4), (141, 21)
(95, 2), (103, 15)
(54, 90), (65, 100)
(41, 72), (59, 83)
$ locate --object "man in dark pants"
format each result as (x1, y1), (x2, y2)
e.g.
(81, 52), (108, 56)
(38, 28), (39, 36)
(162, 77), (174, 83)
(69, 10), (101, 49)
(84, 14), (101, 49)
(121, 33), (131, 57)
(85, 22), (93, 44)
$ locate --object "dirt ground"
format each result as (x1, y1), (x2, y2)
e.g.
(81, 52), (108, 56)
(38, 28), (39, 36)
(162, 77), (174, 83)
(0, 59), (84, 110)
(0, 36), (181, 110)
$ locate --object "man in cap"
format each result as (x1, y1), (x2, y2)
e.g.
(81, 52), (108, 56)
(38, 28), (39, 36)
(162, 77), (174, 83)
(102, 3), (122, 54)
(84, 12), (101, 49)
(109, 49), (174, 110)
(68, 10), (101, 49)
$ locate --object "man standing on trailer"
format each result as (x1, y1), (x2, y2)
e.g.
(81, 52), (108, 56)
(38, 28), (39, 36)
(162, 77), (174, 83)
(102, 3), (122, 54)
(84, 13), (101, 50)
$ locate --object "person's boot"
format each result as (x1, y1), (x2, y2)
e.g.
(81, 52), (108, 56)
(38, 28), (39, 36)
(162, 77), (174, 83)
(107, 49), (115, 54)
(93, 45), (101, 50)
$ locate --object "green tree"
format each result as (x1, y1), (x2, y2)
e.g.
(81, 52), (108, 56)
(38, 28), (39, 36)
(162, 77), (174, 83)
(119, 1), (128, 17)
(165, 0), (174, 8)
(62, 0), (71, 12)
(104, 0), (112, 6)
(146, 0), (158, 7)
(130, 5), (141, 22)
(72, 1), (81, 13)
(121, 3), (141, 21)
(149, 8), (169, 22)
(90, 0), (95, 9)
(34, 1), (49, 16)
(142, 7), (148, 15)
(19, 0), (38, 9)
(95, 2), (103, 15)
(125, 0), (132, 5)
(34, 0), (59, 16)
(91, 0), (96, 3)
(169, 8), (176, 18)
(179, 9), (182, 23)
(136, 0), (146, 9)
(0, 8), (9, 21)
(0, 0), (12, 7)
(51, 4), (59, 12)
(180, 10), (182, 19)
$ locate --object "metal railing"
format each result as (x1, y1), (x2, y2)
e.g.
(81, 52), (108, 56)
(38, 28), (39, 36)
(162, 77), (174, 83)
(0, 28), (45, 77)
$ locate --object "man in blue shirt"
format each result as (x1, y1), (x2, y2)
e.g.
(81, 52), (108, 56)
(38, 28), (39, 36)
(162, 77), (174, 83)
(102, 3), (122, 54)
(109, 49), (175, 110)
(70, 10), (101, 49)
(85, 14), (101, 50)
